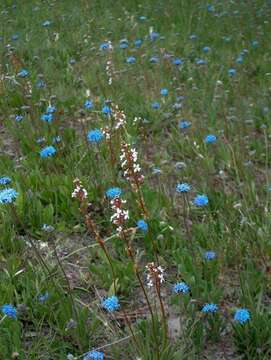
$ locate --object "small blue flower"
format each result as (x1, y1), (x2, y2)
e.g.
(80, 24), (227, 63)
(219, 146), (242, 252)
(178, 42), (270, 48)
(150, 31), (159, 41)
(84, 100), (93, 110)
(83, 350), (104, 360)
(204, 251), (216, 260)
(15, 115), (24, 122)
(139, 16), (146, 21)
(69, 58), (76, 65)
(151, 102), (160, 110)
(137, 219), (148, 232)
(189, 34), (198, 40)
(40, 145), (57, 158)
(87, 129), (104, 143)
(196, 59), (207, 65)
(106, 187), (122, 199)
(102, 105), (111, 115)
(119, 39), (129, 49)
(41, 113), (54, 123)
(1, 304), (17, 319)
(173, 282), (190, 294)
(236, 56), (244, 64)
(202, 46), (211, 53)
(172, 58), (184, 65)
(134, 39), (142, 48)
(228, 68), (236, 77)
(126, 56), (136, 64)
(38, 292), (49, 303)
(46, 106), (56, 114)
(193, 194), (209, 207)
(0, 176), (11, 185)
(160, 88), (168, 96)
(179, 120), (191, 129)
(17, 69), (29, 78)
(204, 134), (217, 143)
(0, 188), (18, 204)
(207, 4), (215, 12)
(42, 20), (51, 27)
(149, 56), (159, 64)
(100, 42), (110, 50)
(241, 49), (249, 56)
(234, 309), (250, 324)
(176, 183), (191, 193)
(36, 79), (46, 88)
(102, 296), (120, 312)
(202, 303), (218, 313)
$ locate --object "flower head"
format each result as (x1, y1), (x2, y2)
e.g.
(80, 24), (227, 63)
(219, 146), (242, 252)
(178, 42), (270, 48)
(102, 296), (120, 312)
(176, 183), (191, 193)
(42, 20), (51, 27)
(17, 69), (29, 78)
(84, 100), (93, 110)
(41, 113), (54, 123)
(179, 120), (191, 129)
(0, 176), (11, 185)
(204, 251), (216, 260)
(234, 308), (250, 324)
(137, 219), (148, 232)
(46, 106), (56, 114)
(87, 129), (104, 143)
(106, 187), (122, 199)
(102, 105), (111, 115)
(172, 58), (184, 65)
(0, 188), (18, 204)
(146, 262), (165, 288)
(15, 115), (24, 122)
(38, 292), (49, 303)
(173, 282), (190, 294)
(150, 31), (159, 41)
(160, 88), (168, 96)
(1, 304), (17, 319)
(100, 42), (110, 50)
(83, 350), (104, 360)
(193, 194), (209, 206)
(151, 102), (160, 110)
(134, 39), (142, 48)
(228, 68), (236, 77)
(204, 134), (217, 144)
(126, 56), (136, 64)
(40, 145), (56, 158)
(202, 46), (211, 53)
(202, 303), (218, 313)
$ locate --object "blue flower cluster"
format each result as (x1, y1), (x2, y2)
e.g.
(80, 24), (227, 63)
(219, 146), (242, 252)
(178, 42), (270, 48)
(87, 129), (104, 143)
(1, 304), (17, 319)
(176, 183), (191, 193)
(83, 350), (104, 360)
(102, 296), (120, 312)
(40, 145), (57, 158)
(0, 188), (18, 204)
(173, 282), (190, 294)
(136, 219), (148, 232)
(106, 187), (122, 199)
(0, 176), (11, 185)
(202, 303), (218, 313)
(193, 194), (209, 206)
(234, 308), (250, 324)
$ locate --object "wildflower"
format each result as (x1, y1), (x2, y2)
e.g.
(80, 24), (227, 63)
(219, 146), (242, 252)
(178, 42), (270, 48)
(42, 224), (55, 232)
(193, 194), (209, 206)
(17, 69), (29, 78)
(151, 102), (160, 110)
(84, 99), (93, 110)
(12, 34), (19, 41)
(172, 58), (184, 65)
(134, 39), (142, 47)
(202, 46), (211, 53)
(53, 136), (61, 144)
(228, 68), (236, 77)
(119, 39), (129, 49)
(15, 115), (24, 122)
(150, 31), (159, 41)
(196, 59), (207, 65)
(72, 178), (88, 200)
(173, 282), (190, 294)
(234, 308), (250, 324)
(46, 106), (56, 114)
(102, 296), (120, 312)
(106, 187), (122, 199)
(204, 251), (216, 260)
(179, 120), (191, 129)
(102, 105), (111, 115)
(38, 292), (49, 303)
(204, 134), (217, 143)
(0, 176), (11, 185)
(1, 304), (17, 319)
(139, 16), (146, 21)
(160, 88), (168, 96)
(176, 183), (191, 193)
(126, 56), (136, 64)
(149, 56), (159, 63)
(36, 79), (46, 88)
(146, 262), (165, 288)
(111, 104), (126, 129)
(36, 137), (45, 144)
(137, 219), (148, 232)
(0, 188), (18, 204)
(202, 303), (218, 313)
(83, 350), (104, 360)
(100, 42), (110, 50)
(207, 4), (215, 12)
(41, 113), (53, 123)
(87, 129), (104, 143)
(110, 196), (129, 233)
(42, 20), (51, 27)
(69, 59), (76, 65)
(40, 145), (56, 158)
(120, 143), (144, 189)
(236, 56), (244, 64)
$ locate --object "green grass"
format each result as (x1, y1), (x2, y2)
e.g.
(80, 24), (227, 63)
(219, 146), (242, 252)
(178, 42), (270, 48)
(0, 0), (271, 359)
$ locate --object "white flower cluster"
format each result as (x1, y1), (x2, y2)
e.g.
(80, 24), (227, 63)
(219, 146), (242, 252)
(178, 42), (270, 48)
(120, 143), (144, 189)
(112, 104), (126, 130)
(71, 178), (88, 200)
(110, 197), (129, 233)
(106, 41), (114, 85)
(146, 262), (165, 288)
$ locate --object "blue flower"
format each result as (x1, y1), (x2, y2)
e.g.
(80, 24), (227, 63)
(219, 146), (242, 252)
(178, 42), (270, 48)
(69, 58), (76, 65)
(137, 219), (148, 232)
(83, 350), (104, 360)
(204, 251), (216, 260)
(139, 16), (146, 21)
(102, 296), (120, 312)
(151, 102), (160, 110)
(150, 31), (159, 41)
(87, 129), (104, 143)
(207, 4), (215, 12)
(38, 292), (49, 303)
(36, 79), (46, 88)
(134, 39), (142, 48)
(15, 115), (24, 122)
(17, 69), (29, 78)
(106, 187), (122, 199)
(172, 58), (184, 65)
(0, 188), (18, 204)
(100, 42), (110, 50)
(228, 68), (236, 77)
(179, 120), (191, 129)
(42, 224), (55, 232)
(160, 88), (168, 96)
(204, 134), (217, 143)
(84, 100), (93, 110)
(126, 56), (136, 64)
(149, 56), (159, 64)
(119, 39), (129, 49)
(102, 105), (111, 115)
(202, 303), (218, 313)
(196, 59), (207, 65)
(0, 176), (11, 185)
(40, 145), (57, 158)
(241, 49), (249, 56)
(236, 56), (244, 64)
(46, 106), (56, 114)
(53, 136), (61, 144)
(193, 194), (209, 206)
(176, 183), (191, 193)
(1, 304), (17, 319)
(189, 34), (198, 40)
(42, 20), (51, 27)
(202, 46), (211, 53)
(41, 113), (54, 123)
(173, 282), (190, 294)
(234, 308), (250, 324)
(12, 34), (19, 41)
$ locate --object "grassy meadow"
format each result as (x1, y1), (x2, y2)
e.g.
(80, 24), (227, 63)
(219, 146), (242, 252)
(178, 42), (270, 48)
(0, 0), (271, 359)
